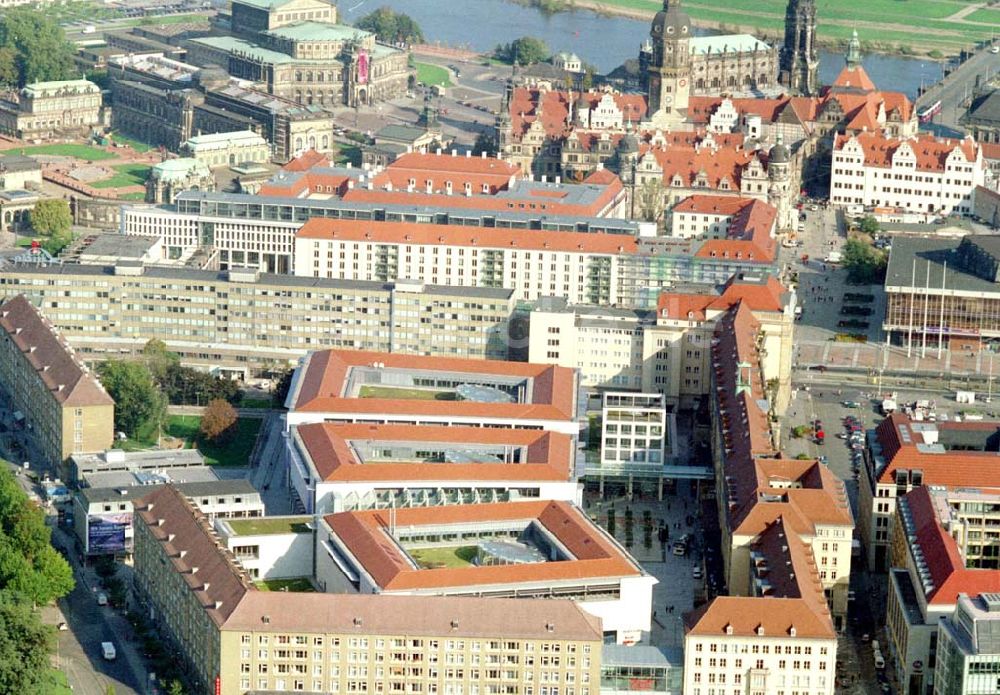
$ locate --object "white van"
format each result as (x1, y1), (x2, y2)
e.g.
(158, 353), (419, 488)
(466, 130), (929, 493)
(874, 652), (885, 670)
(102, 642), (116, 661)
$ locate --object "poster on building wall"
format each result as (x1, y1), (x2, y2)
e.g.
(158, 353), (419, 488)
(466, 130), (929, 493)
(358, 50), (369, 85)
(88, 513), (131, 554)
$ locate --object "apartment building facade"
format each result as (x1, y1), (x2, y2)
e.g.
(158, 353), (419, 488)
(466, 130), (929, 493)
(830, 132), (986, 216)
(133, 484), (605, 695)
(0, 263), (514, 377)
(0, 295), (114, 464)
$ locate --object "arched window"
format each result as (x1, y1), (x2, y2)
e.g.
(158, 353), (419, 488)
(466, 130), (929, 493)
(321, 135), (329, 149)
(295, 137), (303, 150)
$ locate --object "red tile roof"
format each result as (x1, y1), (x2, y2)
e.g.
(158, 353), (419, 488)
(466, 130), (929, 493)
(689, 197), (778, 264)
(656, 272), (786, 320)
(834, 132), (979, 172)
(295, 423), (573, 482)
(289, 349), (577, 423)
(0, 295), (115, 407)
(260, 171), (353, 197)
(295, 217), (640, 255)
(510, 87), (572, 140)
(282, 149), (329, 172)
(903, 486), (1000, 605)
(982, 142), (1000, 161)
(371, 152), (521, 194)
(831, 66), (877, 92)
(873, 413), (1000, 488)
(684, 596), (835, 639)
(324, 501), (642, 591)
(648, 140), (756, 192)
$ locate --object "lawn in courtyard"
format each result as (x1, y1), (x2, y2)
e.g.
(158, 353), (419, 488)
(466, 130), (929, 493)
(358, 386), (456, 401)
(408, 546), (478, 569)
(118, 415), (261, 466)
(13, 144), (117, 161)
(255, 577), (316, 592)
(91, 163), (151, 189)
(415, 62), (452, 87)
(228, 517), (312, 535)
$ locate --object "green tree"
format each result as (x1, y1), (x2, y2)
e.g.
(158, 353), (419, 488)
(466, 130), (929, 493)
(97, 360), (167, 439)
(858, 214), (880, 235)
(842, 237), (887, 285)
(166, 680), (185, 695)
(141, 338), (180, 384)
(0, 9), (76, 87)
(0, 593), (53, 694)
(29, 199), (71, 237)
(356, 7), (424, 44)
(581, 67), (595, 91)
(495, 37), (549, 65)
(471, 130), (498, 158)
(0, 47), (18, 87)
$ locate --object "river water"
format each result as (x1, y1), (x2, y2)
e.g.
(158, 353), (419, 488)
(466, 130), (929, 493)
(347, 0), (940, 98)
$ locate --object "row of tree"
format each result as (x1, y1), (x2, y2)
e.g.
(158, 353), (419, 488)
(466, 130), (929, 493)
(0, 467), (74, 692)
(0, 10), (76, 88)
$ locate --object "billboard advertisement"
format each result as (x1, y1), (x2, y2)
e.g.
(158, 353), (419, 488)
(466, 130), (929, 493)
(357, 50), (369, 85)
(88, 513), (131, 554)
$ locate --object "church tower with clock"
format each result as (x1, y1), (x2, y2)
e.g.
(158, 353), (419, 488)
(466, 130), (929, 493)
(645, 0), (692, 127)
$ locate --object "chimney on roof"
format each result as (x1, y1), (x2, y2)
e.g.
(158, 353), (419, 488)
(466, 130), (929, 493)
(353, 617), (363, 627)
(466, 150), (471, 158)
(262, 615), (270, 624)
(481, 151), (486, 159)
(450, 620), (459, 630)
(214, 601), (223, 610)
(451, 149), (457, 156)
(28, 346), (35, 352)
(436, 148), (442, 156)
(545, 622), (555, 633)
(386, 182), (392, 192)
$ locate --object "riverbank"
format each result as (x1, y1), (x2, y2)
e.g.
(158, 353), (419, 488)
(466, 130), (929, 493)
(519, 0), (990, 58)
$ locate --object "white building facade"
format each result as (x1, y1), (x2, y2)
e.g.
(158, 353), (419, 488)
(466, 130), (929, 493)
(830, 133), (986, 216)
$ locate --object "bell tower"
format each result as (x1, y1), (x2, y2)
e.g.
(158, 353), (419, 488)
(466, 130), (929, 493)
(645, 0), (691, 127)
(778, 0), (819, 95)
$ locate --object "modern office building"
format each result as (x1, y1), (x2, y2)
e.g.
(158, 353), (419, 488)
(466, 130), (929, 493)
(883, 235), (1000, 351)
(858, 413), (1000, 571)
(284, 349), (581, 435)
(935, 593), (1000, 695)
(133, 484), (605, 695)
(830, 132), (986, 216)
(318, 500), (655, 645)
(287, 422), (581, 513)
(0, 263), (515, 377)
(886, 485), (1000, 695)
(528, 273), (796, 410)
(0, 295), (114, 464)
(599, 392), (669, 470)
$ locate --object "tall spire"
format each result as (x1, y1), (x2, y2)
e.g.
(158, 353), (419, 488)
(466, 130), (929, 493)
(846, 28), (861, 69)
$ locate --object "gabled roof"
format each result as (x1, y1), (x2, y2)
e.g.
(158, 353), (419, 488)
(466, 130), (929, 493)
(282, 148), (329, 172)
(0, 295), (114, 408)
(684, 596), (835, 639)
(295, 423), (573, 483)
(903, 486), (1000, 605)
(324, 501), (643, 591)
(656, 272), (786, 320)
(134, 485), (254, 626)
(834, 132), (978, 171)
(371, 152), (521, 193)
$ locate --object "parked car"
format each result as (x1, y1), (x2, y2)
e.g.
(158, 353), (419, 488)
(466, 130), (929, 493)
(96, 592), (108, 606)
(842, 401), (862, 408)
(692, 567), (703, 579)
